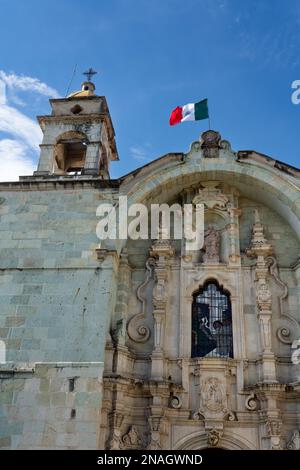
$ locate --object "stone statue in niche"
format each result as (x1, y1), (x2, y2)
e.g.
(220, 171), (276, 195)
(122, 425), (142, 449)
(203, 225), (220, 263)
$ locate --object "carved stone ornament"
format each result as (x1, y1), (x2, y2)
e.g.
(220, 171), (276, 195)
(201, 377), (225, 413)
(245, 392), (259, 411)
(169, 395), (182, 409)
(147, 417), (162, 450)
(122, 425), (142, 449)
(256, 282), (272, 310)
(266, 256), (300, 345)
(207, 428), (223, 447)
(286, 430), (300, 450)
(152, 276), (167, 305)
(127, 258), (155, 343)
(266, 419), (282, 437)
(246, 210), (273, 259)
(200, 130), (221, 158)
(203, 225), (221, 264)
(109, 430), (122, 450)
(191, 410), (205, 421)
(147, 436), (162, 450)
(108, 412), (124, 450)
(192, 181), (229, 210)
(291, 337), (300, 365)
(224, 410), (237, 421)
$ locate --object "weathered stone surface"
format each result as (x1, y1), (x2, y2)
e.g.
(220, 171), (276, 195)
(0, 95), (300, 450)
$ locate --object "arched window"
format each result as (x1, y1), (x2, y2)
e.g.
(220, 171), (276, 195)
(54, 131), (88, 174)
(191, 281), (233, 358)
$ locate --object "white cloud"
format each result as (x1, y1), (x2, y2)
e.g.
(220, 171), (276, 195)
(0, 139), (35, 181)
(0, 99), (42, 150)
(130, 145), (151, 162)
(0, 71), (59, 181)
(0, 71), (59, 98)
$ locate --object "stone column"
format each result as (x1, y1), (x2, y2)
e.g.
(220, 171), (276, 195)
(112, 250), (131, 348)
(150, 236), (174, 380)
(246, 210), (277, 383)
(227, 206), (242, 265)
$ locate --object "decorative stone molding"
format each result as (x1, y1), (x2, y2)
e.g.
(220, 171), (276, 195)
(127, 257), (155, 343)
(95, 248), (118, 263)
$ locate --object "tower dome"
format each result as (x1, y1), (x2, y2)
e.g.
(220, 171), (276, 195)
(68, 81), (96, 98)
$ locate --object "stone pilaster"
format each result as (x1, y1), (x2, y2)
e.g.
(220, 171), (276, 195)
(246, 210), (276, 383)
(149, 235), (174, 380)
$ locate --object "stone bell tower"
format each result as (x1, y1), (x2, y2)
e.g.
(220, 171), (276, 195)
(34, 68), (119, 179)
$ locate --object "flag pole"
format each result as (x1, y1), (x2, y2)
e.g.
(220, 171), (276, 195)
(208, 115), (211, 130)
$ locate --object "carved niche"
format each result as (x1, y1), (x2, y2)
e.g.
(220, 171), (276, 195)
(203, 225), (221, 264)
(192, 182), (241, 264)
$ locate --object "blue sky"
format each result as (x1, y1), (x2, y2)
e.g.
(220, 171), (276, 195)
(0, 0), (299, 180)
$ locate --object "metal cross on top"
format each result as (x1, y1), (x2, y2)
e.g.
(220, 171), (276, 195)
(83, 67), (97, 82)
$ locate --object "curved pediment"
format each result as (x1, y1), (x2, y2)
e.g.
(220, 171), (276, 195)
(119, 132), (300, 243)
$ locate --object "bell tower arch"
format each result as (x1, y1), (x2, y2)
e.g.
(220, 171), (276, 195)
(34, 69), (119, 178)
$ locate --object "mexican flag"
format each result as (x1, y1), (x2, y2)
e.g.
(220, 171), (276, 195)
(169, 98), (209, 126)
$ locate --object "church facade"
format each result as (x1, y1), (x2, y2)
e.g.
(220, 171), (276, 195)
(0, 81), (300, 450)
